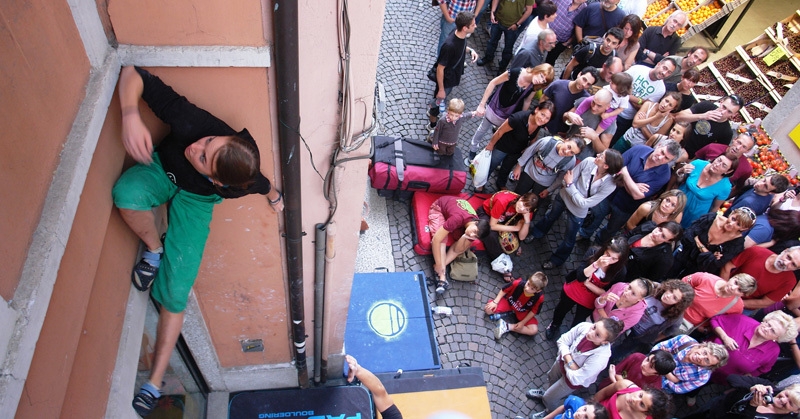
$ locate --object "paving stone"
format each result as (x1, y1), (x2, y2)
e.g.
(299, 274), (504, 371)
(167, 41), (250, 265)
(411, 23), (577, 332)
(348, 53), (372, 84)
(374, 1), (723, 416)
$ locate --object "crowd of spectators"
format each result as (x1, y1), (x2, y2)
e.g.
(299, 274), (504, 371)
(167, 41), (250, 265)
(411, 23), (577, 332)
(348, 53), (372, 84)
(424, 2), (800, 418)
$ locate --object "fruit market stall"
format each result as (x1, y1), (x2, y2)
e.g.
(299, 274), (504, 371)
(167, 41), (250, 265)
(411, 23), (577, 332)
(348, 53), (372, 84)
(691, 10), (800, 124)
(687, 11), (800, 187)
(644, 0), (756, 50)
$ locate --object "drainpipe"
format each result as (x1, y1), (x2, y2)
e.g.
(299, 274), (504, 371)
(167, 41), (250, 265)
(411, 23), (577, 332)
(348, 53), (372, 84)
(273, 0), (309, 388)
(313, 223), (327, 384)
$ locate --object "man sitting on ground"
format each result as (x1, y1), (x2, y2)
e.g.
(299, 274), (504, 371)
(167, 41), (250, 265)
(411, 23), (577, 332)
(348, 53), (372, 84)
(429, 195), (489, 295)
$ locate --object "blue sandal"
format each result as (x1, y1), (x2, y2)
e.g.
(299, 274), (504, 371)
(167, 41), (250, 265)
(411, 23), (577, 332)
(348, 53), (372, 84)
(132, 249), (161, 291)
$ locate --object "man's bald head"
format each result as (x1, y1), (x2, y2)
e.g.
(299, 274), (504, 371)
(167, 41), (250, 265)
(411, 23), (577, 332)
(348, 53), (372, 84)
(601, 56), (624, 82)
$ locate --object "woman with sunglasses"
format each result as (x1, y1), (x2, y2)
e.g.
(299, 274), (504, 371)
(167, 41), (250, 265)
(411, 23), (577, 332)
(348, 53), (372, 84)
(668, 207), (756, 278)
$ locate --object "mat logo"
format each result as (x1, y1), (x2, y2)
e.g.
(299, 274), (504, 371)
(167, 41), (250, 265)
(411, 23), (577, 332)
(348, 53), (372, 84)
(368, 301), (407, 340)
(258, 411), (312, 418)
(257, 413), (361, 419)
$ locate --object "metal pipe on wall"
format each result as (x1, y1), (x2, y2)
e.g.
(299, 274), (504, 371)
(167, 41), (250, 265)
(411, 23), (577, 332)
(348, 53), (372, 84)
(313, 223), (326, 384)
(272, 0), (309, 388)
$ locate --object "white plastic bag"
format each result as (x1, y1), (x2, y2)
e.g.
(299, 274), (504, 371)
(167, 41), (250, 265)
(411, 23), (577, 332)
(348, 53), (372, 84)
(491, 253), (513, 274)
(470, 148), (493, 188)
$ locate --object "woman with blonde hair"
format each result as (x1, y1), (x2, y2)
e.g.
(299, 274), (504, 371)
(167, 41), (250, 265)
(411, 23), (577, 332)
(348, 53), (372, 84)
(709, 311), (798, 384)
(468, 64), (555, 161)
(625, 189), (686, 231)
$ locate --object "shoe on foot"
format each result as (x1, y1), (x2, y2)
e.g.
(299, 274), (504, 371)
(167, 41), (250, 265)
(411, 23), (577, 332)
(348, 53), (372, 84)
(435, 280), (450, 295)
(686, 396), (697, 407)
(493, 319), (509, 340)
(523, 235), (536, 244)
(545, 323), (558, 341)
(132, 249), (162, 292)
(464, 157), (472, 167)
(530, 411), (548, 419)
(542, 261), (555, 269)
(132, 384), (161, 417)
(476, 58), (490, 66)
(525, 388), (546, 400)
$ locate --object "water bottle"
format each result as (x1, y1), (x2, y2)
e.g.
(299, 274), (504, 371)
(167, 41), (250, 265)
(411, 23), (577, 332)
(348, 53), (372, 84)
(437, 99), (446, 118)
(432, 306), (452, 316)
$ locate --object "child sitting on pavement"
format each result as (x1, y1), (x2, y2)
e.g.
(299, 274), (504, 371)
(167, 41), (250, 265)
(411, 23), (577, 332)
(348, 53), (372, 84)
(485, 272), (547, 340)
(430, 98), (476, 156)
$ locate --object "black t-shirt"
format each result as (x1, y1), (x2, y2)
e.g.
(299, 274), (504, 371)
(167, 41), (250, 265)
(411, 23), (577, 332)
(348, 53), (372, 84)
(665, 82), (697, 111)
(570, 43), (613, 79)
(436, 32), (467, 88)
(137, 67), (271, 198)
(495, 110), (544, 155)
(683, 100), (734, 158)
(495, 68), (535, 111)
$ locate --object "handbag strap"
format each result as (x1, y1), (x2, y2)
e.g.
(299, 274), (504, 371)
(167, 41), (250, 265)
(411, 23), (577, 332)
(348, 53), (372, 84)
(686, 296), (740, 334)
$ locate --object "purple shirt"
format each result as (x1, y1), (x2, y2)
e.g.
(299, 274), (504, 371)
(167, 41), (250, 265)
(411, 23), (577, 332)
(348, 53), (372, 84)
(550, 0), (587, 42)
(593, 282), (647, 332)
(709, 313), (780, 384)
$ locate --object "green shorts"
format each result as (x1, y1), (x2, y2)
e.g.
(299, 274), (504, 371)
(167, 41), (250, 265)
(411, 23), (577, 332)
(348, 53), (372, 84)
(112, 154), (222, 312)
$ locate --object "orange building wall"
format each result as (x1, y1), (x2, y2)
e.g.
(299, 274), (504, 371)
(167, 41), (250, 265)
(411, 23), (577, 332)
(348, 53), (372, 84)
(0, 0), (90, 300)
(17, 95), (136, 418)
(108, 0), (266, 46)
(294, 0), (386, 362)
(11, 0), (384, 414)
(143, 67), (289, 368)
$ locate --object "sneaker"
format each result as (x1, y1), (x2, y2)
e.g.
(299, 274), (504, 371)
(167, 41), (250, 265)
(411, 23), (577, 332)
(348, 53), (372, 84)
(493, 319), (509, 340)
(132, 249), (162, 291)
(525, 388), (546, 400)
(132, 386), (160, 417)
(545, 324), (558, 341)
(435, 280), (450, 295)
(464, 157), (472, 167)
(530, 411), (548, 419)
(542, 261), (555, 269)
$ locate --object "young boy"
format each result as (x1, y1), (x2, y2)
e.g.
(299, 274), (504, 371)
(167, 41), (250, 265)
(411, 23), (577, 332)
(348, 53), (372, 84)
(430, 98), (476, 156)
(525, 395), (609, 419)
(599, 72), (632, 125)
(484, 271), (547, 339)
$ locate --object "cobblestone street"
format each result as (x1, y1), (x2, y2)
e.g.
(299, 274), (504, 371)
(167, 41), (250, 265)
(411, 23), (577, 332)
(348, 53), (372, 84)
(372, 1), (721, 416)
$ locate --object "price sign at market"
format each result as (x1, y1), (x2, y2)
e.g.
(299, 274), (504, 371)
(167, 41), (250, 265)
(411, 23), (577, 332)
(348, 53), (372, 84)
(763, 45), (788, 66)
